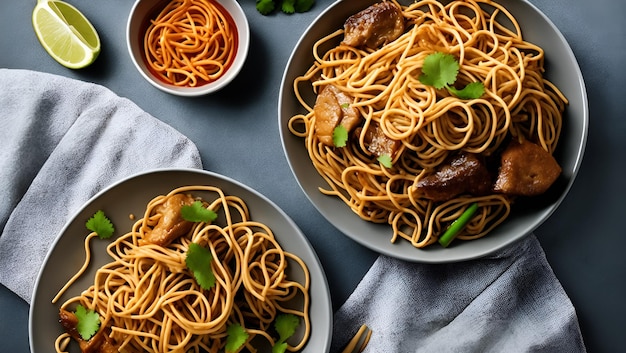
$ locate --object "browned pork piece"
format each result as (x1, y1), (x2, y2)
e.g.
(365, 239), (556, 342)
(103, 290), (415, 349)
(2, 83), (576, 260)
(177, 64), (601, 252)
(357, 121), (401, 158)
(314, 84), (362, 146)
(416, 152), (492, 202)
(342, 1), (405, 49)
(494, 139), (561, 196)
(59, 309), (119, 353)
(142, 193), (195, 246)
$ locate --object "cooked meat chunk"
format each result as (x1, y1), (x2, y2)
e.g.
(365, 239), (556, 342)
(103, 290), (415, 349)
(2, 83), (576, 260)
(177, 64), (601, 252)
(314, 84), (361, 146)
(416, 152), (491, 202)
(358, 121), (401, 158)
(342, 1), (405, 49)
(59, 309), (119, 353)
(494, 140), (561, 196)
(143, 193), (195, 246)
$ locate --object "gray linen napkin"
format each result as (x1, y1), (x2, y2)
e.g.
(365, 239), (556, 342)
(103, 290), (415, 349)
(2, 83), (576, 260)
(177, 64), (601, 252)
(0, 69), (202, 303)
(331, 234), (586, 352)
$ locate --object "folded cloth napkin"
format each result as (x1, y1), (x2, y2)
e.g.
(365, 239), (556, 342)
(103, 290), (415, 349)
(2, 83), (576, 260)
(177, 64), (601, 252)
(0, 69), (202, 304)
(331, 234), (586, 352)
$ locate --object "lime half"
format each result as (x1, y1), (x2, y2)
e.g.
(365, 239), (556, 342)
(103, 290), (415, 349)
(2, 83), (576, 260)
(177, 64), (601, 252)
(32, 0), (101, 69)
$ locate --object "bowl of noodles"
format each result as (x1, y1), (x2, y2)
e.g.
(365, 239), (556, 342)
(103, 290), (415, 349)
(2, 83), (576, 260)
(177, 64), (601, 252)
(126, 0), (249, 96)
(278, 0), (588, 262)
(29, 169), (332, 352)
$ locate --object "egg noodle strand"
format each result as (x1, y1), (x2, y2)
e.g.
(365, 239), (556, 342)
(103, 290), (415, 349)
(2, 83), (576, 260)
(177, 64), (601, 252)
(144, 0), (237, 87)
(53, 185), (310, 352)
(288, 0), (567, 247)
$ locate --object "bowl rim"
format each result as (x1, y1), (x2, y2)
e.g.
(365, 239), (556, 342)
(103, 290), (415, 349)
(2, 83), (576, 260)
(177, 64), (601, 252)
(126, 0), (250, 97)
(278, 0), (589, 263)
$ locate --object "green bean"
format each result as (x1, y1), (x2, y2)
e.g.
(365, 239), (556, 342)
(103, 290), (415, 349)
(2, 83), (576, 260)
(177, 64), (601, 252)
(438, 203), (479, 248)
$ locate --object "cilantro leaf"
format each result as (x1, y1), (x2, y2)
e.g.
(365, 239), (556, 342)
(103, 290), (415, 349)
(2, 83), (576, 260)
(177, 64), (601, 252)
(281, 0), (295, 14)
(273, 342), (288, 353)
(272, 313), (300, 352)
(256, 0), (275, 15)
(256, 0), (314, 15)
(74, 304), (100, 340)
(85, 210), (114, 239)
(419, 52), (485, 99)
(419, 52), (459, 89)
(447, 81), (485, 100)
(275, 313), (299, 340)
(180, 201), (217, 223)
(332, 125), (348, 147)
(185, 243), (216, 290)
(295, 0), (315, 13)
(377, 154), (393, 168)
(225, 323), (248, 353)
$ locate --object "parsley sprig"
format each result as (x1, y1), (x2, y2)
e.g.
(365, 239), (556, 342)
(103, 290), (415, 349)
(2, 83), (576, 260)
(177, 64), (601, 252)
(256, 0), (314, 15)
(419, 52), (485, 99)
(74, 304), (101, 340)
(85, 210), (114, 239)
(185, 242), (216, 290)
(225, 323), (249, 352)
(332, 125), (349, 147)
(180, 201), (217, 223)
(272, 314), (300, 353)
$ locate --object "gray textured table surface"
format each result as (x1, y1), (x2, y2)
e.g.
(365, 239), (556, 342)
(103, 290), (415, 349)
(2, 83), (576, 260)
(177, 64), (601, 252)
(1, 0), (624, 351)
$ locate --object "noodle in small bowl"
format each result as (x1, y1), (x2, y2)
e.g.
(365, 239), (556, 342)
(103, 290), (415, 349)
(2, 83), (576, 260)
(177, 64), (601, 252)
(126, 0), (249, 96)
(279, 0), (588, 262)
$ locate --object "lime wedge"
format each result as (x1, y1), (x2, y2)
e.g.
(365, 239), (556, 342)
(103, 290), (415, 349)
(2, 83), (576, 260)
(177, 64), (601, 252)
(32, 0), (101, 69)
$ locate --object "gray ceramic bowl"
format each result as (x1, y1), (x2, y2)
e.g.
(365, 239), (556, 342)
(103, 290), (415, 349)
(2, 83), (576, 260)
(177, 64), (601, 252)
(126, 0), (249, 96)
(279, 0), (588, 263)
(30, 169), (332, 352)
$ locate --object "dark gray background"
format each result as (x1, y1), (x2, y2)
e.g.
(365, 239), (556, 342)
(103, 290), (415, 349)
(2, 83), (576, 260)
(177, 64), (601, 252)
(1, 0), (624, 351)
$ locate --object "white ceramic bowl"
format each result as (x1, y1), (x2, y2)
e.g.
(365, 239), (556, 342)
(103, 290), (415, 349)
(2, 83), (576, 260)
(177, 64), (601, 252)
(127, 0), (249, 96)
